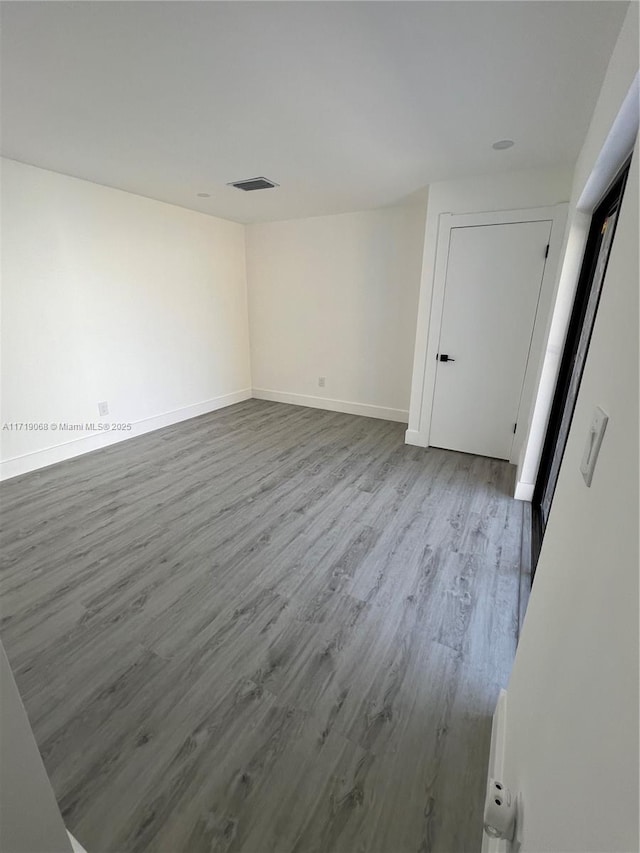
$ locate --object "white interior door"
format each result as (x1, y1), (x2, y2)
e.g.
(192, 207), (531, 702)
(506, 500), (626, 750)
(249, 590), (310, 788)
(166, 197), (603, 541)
(429, 220), (552, 460)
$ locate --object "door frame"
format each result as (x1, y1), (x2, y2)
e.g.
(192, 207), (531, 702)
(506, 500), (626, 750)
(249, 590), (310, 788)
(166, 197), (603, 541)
(531, 161), (631, 574)
(411, 204), (568, 463)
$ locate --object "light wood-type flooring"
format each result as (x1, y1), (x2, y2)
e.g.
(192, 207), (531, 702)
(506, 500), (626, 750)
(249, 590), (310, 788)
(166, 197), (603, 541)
(0, 400), (523, 853)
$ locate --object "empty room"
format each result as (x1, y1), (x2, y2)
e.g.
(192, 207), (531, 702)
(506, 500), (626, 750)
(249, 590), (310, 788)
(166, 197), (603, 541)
(0, 2), (638, 853)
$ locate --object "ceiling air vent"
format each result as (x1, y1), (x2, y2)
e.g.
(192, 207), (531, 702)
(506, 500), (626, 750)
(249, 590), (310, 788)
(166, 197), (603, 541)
(228, 177), (279, 191)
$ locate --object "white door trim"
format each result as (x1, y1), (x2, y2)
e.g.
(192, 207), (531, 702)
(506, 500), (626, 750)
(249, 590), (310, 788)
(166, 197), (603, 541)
(407, 203), (568, 463)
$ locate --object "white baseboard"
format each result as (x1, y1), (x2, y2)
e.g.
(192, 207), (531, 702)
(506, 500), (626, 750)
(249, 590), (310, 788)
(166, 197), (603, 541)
(404, 428), (428, 447)
(252, 388), (409, 423)
(0, 389), (252, 481)
(68, 830), (88, 853)
(482, 688), (510, 853)
(514, 480), (535, 502)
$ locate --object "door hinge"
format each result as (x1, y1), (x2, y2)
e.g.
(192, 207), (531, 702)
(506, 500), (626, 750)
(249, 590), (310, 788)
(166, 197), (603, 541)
(513, 423), (517, 434)
(544, 244), (550, 258)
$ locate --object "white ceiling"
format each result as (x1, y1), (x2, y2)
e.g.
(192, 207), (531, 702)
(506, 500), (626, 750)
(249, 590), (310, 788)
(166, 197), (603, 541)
(0, 1), (628, 223)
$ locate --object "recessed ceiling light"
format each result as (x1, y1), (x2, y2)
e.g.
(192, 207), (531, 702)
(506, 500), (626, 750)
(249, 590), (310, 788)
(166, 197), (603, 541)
(196, 192), (211, 198)
(492, 139), (515, 150)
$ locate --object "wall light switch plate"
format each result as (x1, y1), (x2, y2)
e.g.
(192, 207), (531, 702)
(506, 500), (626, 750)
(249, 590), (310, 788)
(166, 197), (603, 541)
(98, 401), (109, 417)
(580, 406), (608, 487)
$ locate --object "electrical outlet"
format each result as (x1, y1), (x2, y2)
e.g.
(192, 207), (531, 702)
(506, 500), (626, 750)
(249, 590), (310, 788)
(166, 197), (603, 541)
(98, 401), (109, 417)
(318, 377), (326, 388)
(484, 778), (517, 842)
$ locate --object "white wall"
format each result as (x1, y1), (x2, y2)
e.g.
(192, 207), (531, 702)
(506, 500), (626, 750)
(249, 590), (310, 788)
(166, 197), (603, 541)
(0, 158), (252, 479)
(0, 640), (73, 853)
(502, 139), (638, 853)
(497, 7), (639, 850)
(406, 166), (573, 456)
(246, 203), (427, 422)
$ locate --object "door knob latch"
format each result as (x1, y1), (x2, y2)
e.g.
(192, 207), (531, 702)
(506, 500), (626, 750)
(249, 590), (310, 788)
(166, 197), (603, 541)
(438, 353), (456, 362)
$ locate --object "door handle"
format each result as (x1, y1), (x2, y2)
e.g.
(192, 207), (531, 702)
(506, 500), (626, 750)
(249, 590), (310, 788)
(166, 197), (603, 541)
(438, 354), (456, 362)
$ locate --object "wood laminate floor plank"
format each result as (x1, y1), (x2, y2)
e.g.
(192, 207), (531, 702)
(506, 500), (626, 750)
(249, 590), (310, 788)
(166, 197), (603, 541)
(0, 399), (522, 853)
